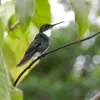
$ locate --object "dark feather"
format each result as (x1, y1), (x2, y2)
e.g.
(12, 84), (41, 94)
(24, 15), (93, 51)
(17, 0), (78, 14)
(16, 51), (36, 66)
(17, 33), (49, 67)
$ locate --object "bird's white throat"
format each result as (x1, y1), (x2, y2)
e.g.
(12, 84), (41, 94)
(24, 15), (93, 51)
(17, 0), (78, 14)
(43, 29), (51, 37)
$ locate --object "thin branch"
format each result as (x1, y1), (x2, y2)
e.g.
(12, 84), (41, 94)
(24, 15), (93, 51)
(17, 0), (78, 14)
(90, 92), (100, 100)
(9, 21), (20, 30)
(13, 31), (100, 87)
(13, 57), (41, 86)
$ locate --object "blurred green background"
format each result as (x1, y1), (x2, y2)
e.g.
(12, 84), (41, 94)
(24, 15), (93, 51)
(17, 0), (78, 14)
(19, 24), (100, 100)
(1, 0), (100, 100)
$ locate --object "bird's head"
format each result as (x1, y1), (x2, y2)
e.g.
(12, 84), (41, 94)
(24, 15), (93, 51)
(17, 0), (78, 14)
(39, 21), (64, 32)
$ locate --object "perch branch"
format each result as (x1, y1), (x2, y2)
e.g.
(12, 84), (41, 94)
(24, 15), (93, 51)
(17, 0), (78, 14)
(90, 92), (100, 100)
(13, 31), (100, 87)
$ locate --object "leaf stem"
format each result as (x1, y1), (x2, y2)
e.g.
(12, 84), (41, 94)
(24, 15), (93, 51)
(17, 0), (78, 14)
(9, 21), (20, 30)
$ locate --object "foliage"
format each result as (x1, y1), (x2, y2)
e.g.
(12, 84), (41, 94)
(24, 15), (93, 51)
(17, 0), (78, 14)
(0, 54), (23, 100)
(0, 19), (4, 50)
(0, 16), (22, 100)
(70, 0), (90, 38)
(0, 0), (100, 100)
(32, 0), (51, 28)
(15, 0), (34, 32)
(2, 0), (51, 86)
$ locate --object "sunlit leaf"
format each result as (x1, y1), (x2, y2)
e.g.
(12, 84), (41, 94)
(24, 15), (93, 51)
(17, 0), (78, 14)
(0, 19), (4, 50)
(70, 0), (90, 38)
(0, 1), (15, 28)
(2, 17), (39, 85)
(15, 0), (34, 32)
(32, 0), (51, 28)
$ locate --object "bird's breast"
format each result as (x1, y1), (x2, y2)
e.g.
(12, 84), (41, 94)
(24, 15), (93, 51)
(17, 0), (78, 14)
(43, 29), (51, 37)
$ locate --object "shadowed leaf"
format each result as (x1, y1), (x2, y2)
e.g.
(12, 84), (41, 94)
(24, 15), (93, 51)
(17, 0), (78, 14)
(15, 0), (34, 32)
(0, 54), (23, 100)
(70, 0), (90, 38)
(0, 19), (4, 50)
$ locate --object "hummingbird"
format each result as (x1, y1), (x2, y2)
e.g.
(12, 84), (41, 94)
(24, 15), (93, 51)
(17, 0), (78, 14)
(17, 21), (64, 66)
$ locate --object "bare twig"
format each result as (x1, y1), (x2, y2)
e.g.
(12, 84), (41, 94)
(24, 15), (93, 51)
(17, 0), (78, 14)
(90, 92), (100, 100)
(13, 31), (100, 87)
(9, 21), (20, 30)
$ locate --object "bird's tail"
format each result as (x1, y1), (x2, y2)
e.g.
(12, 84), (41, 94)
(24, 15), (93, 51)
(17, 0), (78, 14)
(17, 54), (32, 67)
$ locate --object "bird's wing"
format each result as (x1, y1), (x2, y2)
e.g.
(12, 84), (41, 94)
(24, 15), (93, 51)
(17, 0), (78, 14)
(17, 34), (42, 67)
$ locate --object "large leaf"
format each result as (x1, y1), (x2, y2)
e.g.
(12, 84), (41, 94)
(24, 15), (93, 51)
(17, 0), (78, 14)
(2, 0), (51, 86)
(2, 16), (39, 86)
(0, 54), (10, 100)
(0, 18), (4, 50)
(70, 0), (90, 38)
(10, 85), (23, 100)
(15, 0), (34, 32)
(0, 54), (23, 100)
(32, 0), (51, 28)
(0, 1), (15, 28)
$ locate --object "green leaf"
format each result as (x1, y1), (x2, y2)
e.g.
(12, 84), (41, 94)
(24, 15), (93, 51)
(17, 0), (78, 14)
(89, 24), (100, 32)
(32, 0), (51, 28)
(0, 19), (4, 50)
(0, 54), (11, 100)
(0, 1), (15, 28)
(15, 0), (34, 32)
(2, 15), (39, 85)
(70, 0), (90, 38)
(10, 85), (23, 100)
(0, 54), (23, 100)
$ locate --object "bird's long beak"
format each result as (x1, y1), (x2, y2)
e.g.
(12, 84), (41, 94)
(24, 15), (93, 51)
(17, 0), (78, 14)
(52, 21), (64, 27)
